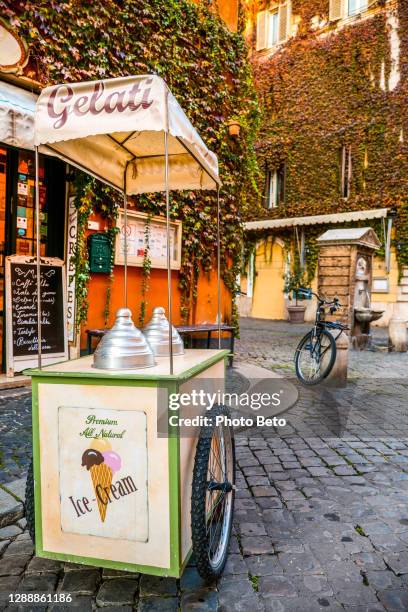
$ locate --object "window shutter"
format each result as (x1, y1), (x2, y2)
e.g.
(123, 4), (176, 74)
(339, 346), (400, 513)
(278, 3), (289, 43)
(329, 0), (343, 21)
(256, 11), (268, 51)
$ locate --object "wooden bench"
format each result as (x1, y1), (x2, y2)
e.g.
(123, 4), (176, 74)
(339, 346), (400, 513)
(86, 323), (235, 364)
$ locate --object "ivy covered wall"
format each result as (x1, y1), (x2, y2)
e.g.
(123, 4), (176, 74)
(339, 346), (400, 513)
(245, 1), (408, 273)
(1, 0), (259, 329)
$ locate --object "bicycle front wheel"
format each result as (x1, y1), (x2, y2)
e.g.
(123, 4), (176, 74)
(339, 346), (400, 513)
(295, 329), (336, 385)
(191, 404), (235, 582)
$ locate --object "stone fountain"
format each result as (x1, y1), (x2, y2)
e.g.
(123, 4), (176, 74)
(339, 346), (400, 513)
(317, 227), (384, 350)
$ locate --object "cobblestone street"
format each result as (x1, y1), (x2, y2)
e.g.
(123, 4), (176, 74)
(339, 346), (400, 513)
(1, 318), (408, 610)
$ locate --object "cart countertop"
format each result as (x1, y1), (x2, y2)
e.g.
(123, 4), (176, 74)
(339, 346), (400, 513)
(25, 349), (229, 382)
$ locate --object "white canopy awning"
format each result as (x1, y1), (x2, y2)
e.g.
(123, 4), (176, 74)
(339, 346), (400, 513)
(0, 80), (36, 150)
(245, 208), (389, 231)
(35, 75), (220, 194)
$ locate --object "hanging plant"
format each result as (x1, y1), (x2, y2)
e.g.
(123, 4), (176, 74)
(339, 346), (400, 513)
(138, 215), (152, 328)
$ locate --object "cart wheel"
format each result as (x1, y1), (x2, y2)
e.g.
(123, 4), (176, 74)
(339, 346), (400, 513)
(25, 459), (35, 544)
(191, 404), (235, 582)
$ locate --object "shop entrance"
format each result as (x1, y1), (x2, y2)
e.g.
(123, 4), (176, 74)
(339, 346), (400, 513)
(0, 145), (66, 373)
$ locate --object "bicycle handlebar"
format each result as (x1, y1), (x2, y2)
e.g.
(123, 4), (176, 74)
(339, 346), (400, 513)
(296, 287), (342, 308)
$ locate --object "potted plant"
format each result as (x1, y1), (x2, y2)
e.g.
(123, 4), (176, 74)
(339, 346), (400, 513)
(284, 268), (307, 323)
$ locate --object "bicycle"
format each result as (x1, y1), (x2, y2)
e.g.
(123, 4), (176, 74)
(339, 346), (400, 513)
(294, 288), (349, 385)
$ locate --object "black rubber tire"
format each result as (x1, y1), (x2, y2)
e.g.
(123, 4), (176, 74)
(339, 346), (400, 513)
(191, 404), (235, 583)
(25, 458), (35, 544)
(295, 329), (336, 385)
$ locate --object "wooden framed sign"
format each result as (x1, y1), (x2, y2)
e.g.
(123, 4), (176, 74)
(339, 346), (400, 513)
(6, 256), (68, 376)
(115, 210), (182, 270)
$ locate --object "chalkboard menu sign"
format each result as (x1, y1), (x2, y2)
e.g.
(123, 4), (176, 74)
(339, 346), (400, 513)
(6, 256), (68, 375)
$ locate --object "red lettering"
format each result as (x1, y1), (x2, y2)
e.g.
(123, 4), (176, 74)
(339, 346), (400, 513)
(47, 85), (73, 129)
(104, 90), (126, 114)
(73, 95), (89, 116)
(89, 82), (105, 115)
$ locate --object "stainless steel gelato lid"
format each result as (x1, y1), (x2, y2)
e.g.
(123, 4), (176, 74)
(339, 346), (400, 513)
(93, 308), (155, 370)
(143, 306), (184, 357)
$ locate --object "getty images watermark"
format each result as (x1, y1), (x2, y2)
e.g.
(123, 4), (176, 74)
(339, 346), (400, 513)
(167, 389), (287, 428)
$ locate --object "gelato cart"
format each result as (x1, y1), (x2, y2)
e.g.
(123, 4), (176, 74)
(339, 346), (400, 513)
(24, 76), (235, 581)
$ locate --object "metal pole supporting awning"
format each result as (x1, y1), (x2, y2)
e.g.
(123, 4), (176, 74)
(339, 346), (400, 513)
(34, 75), (222, 374)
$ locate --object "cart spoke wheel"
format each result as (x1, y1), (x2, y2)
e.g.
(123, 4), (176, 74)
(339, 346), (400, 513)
(191, 405), (235, 582)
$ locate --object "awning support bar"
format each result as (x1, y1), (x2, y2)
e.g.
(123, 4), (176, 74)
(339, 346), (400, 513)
(35, 146), (42, 369)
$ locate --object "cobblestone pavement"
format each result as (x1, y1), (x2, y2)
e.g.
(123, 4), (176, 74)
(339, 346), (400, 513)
(0, 319), (408, 610)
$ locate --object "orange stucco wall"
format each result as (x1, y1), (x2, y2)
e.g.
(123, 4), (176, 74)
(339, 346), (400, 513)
(190, 0), (238, 31)
(217, 0), (238, 31)
(82, 220), (231, 347)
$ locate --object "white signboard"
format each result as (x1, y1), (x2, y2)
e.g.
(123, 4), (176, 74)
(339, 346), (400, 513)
(66, 196), (77, 342)
(115, 210), (182, 270)
(58, 406), (148, 542)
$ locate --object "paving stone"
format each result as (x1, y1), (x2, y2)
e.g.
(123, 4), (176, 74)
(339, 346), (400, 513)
(17, 573), (58, 592)
(256, 496), (282, 509)
(60, 569), (99, 594)
(351, 552), (387, 571)
(245, 554), (283, 576)
(96, 578), (138, 606)
(222, 553), (248, 576)
(251, 486), (278, 497)
(0, 487), (24, 529)
(2, 478), (26, 502)
(384, 551), (408, 575)
(378, 588), (408, 611)
(365, 570), (400, 591)
(139, 575), (177, 597)
(138, 597), (178, 611)
(16, 518), (26, 530)
(247, 476), (270, 487)
(0, 539), (10, 555)
(331, 581), (379, 605)
(300, 575), (333, 597)
(278, 551), (322, 575)
(25, 557), (62, 574)
(0, 575), (20, 607)
(218, 574), (255, 599)
(49, 596), (94, 611)
(258, 574), (298, 598)
(0, 525), (22, 539)
(0, 554), (30, 576)
(180, 566), (208, 591)
(238, 522), (267, 536)
(180, 588), (218, 610)
(241, 536), (274, 556)
(4, 536), (34, 557)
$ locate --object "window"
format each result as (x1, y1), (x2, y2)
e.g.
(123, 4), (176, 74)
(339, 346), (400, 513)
(329, 0), (371, 21)
(269, 10), (279, 46)
(348, 0), (368, 16)
(266, 163), (286, 208)
(340, 146), (352, 199)
(256, 3), (291, 51)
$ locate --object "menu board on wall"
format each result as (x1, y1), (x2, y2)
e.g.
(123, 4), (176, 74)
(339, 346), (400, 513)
(6, 256), (68, 376)
(114, 210), (182, 270)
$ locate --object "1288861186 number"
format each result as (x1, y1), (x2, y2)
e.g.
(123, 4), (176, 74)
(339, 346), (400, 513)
(9, 593), (73, 604)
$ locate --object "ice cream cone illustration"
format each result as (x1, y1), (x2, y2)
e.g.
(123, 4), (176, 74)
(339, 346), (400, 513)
(90, 462), (113, 522)
(81, 439), (122, 523)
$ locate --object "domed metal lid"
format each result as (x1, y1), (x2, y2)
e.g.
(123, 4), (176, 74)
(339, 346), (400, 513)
(143, 306), (184, 357)
(93, 308), (155, 370)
